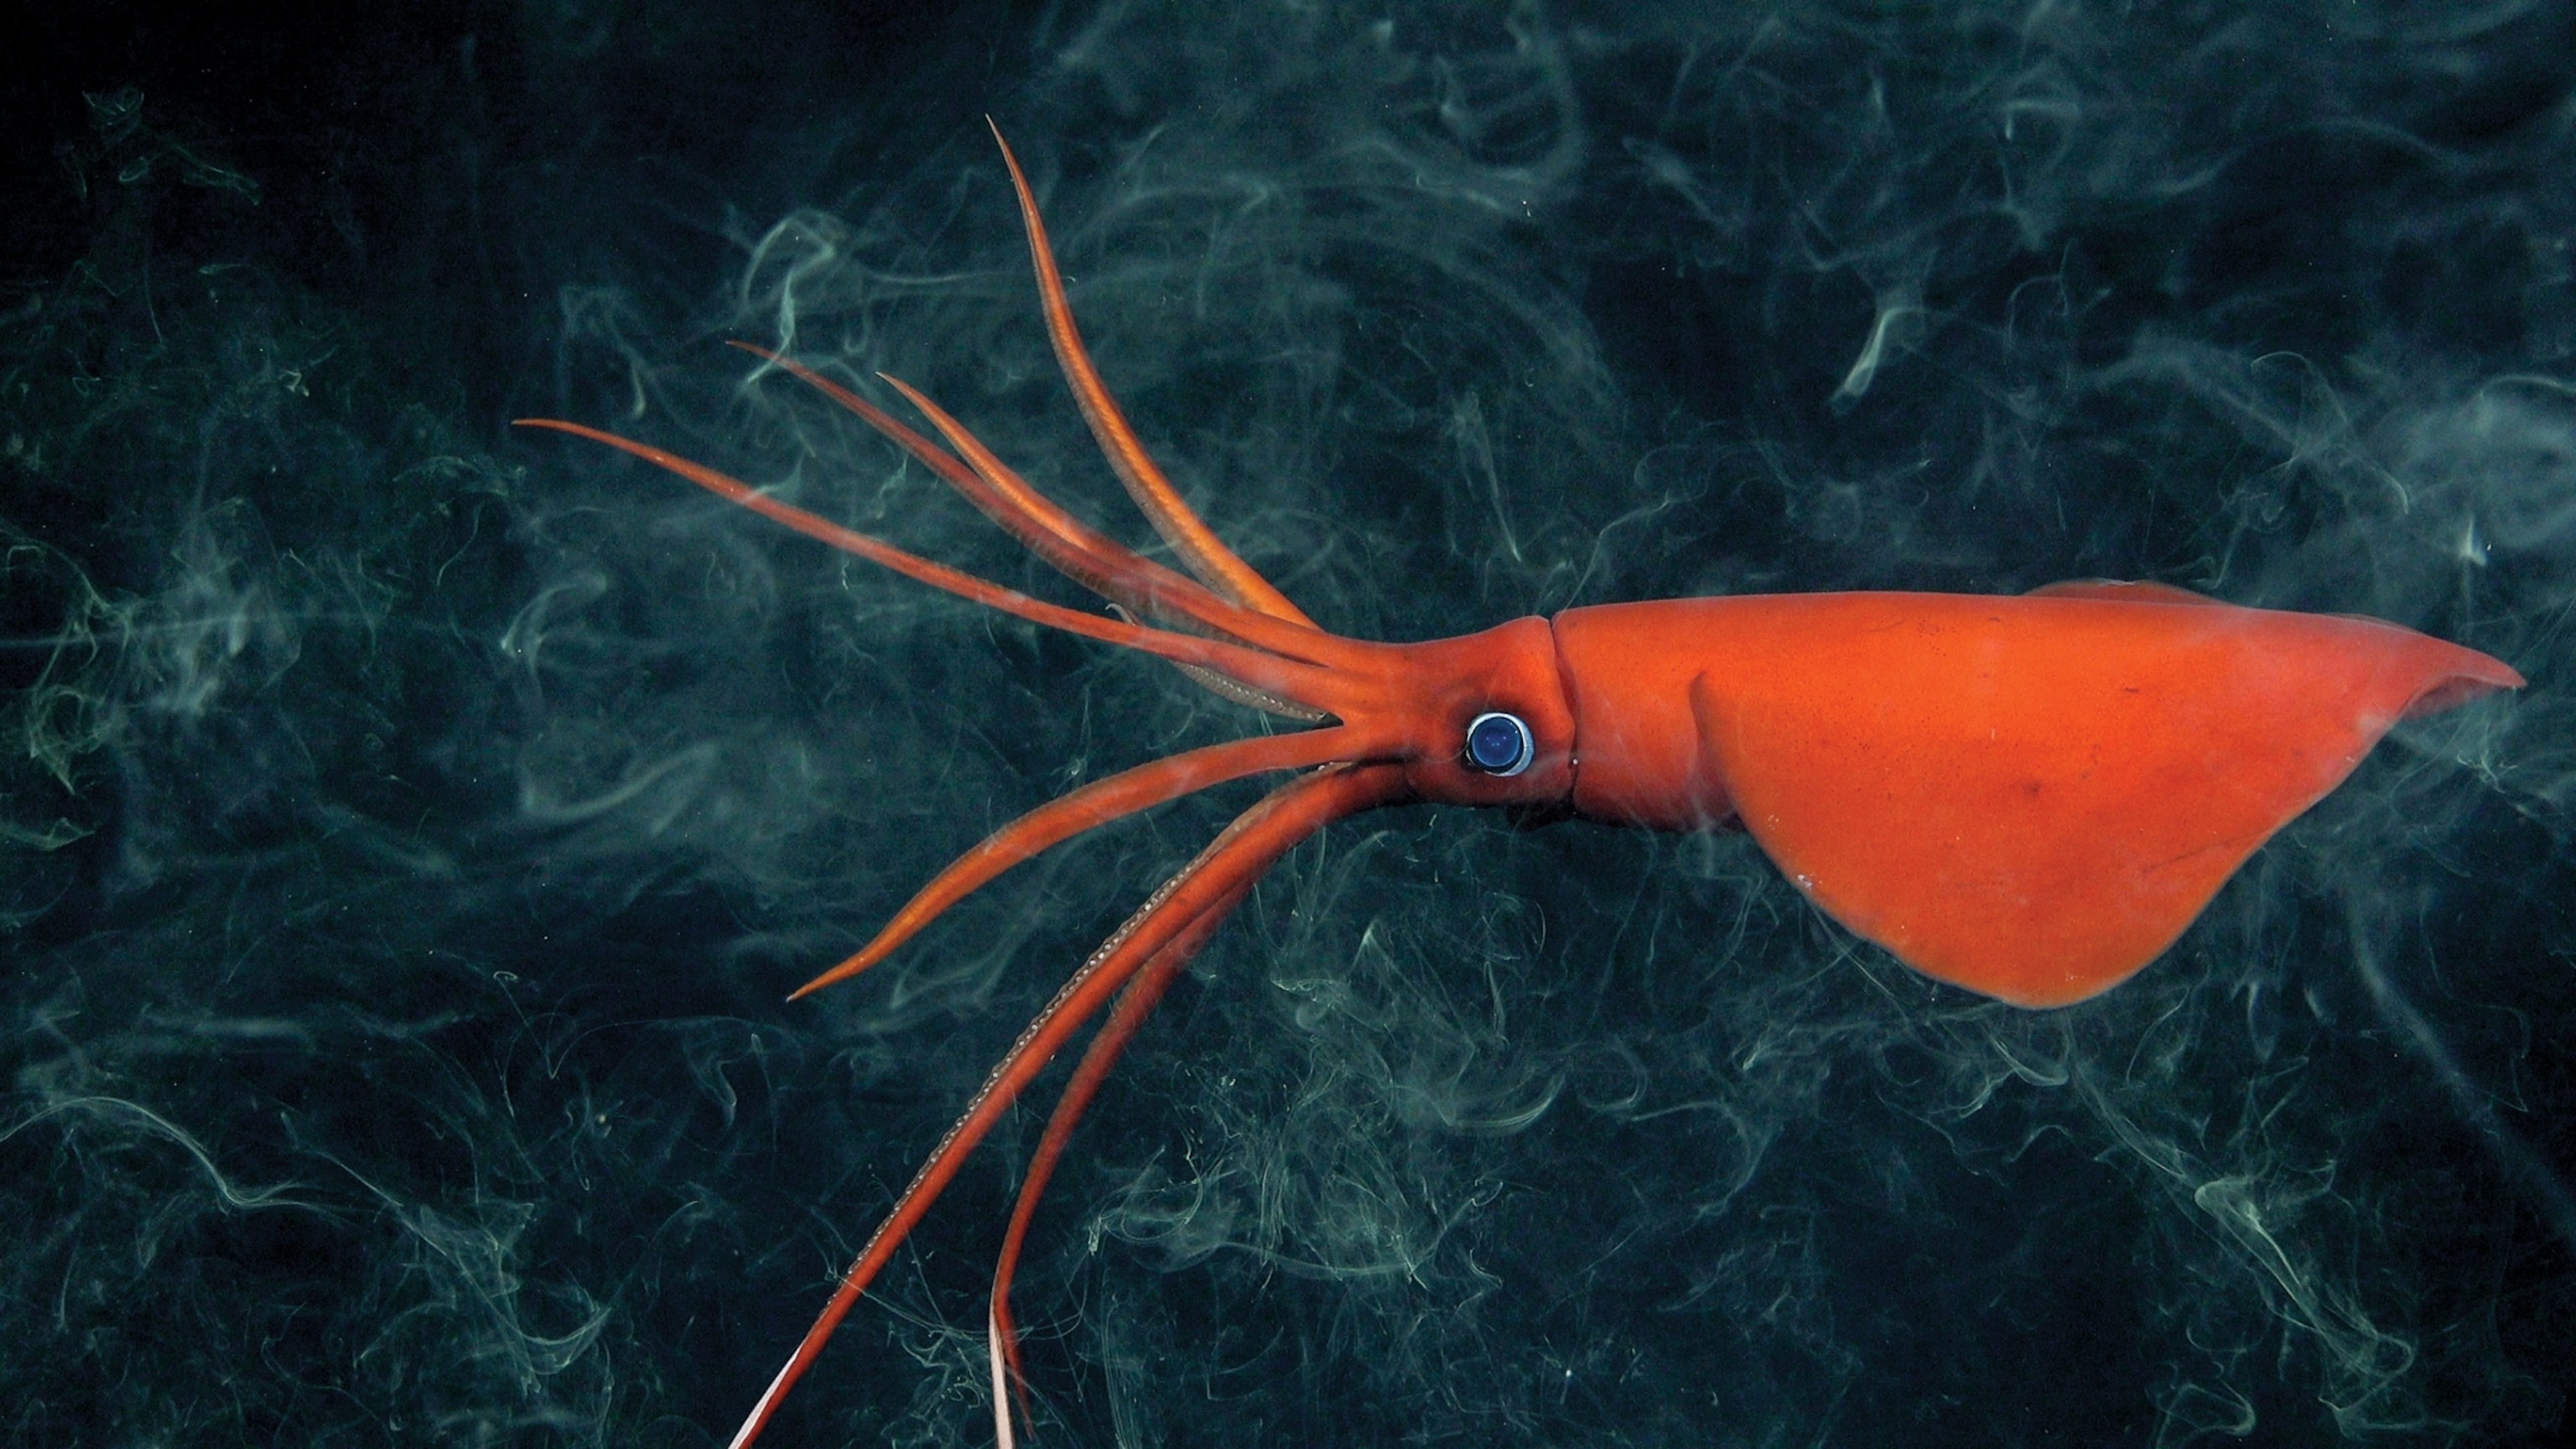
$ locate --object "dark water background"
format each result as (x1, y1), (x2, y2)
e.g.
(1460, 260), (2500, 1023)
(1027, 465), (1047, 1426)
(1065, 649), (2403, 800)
(6, 2), (2573, 1444)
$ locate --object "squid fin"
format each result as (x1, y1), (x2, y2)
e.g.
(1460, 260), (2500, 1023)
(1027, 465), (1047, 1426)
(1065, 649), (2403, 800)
(1690, 595), (2521, 1007)
(2026, 579), (2222, 606)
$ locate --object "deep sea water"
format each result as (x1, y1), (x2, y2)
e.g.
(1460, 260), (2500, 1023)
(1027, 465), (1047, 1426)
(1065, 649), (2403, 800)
(5, 2), (2573, 1444)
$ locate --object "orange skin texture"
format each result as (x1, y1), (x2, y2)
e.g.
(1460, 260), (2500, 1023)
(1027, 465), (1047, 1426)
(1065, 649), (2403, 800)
(1550, 589), (2524, 1006)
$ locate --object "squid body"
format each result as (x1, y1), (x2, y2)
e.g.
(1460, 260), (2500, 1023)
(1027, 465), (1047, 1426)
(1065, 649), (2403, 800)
(518, 125), (2524, 1446)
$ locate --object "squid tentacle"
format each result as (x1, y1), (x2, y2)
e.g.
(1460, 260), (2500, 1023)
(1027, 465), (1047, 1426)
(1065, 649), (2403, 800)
(989, 871), (1258, 1428)
(723, 762), (1407, 1449)
(1165, 656), (1332, 723)
(987, 121), (1318, 629)
(730, 343), (1249, 643)
(872, 369), (1356, 674)
(512, 418), (1355, 713)
(735, 346), (1368, 719)
(790, 725), (1358, 999)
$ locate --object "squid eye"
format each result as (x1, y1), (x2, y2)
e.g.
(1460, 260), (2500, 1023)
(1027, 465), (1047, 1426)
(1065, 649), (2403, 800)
(1463, 711), (1535, 776)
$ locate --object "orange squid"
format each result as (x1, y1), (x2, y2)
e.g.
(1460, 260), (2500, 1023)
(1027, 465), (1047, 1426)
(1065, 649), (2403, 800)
(517, 126), (2524, 1446)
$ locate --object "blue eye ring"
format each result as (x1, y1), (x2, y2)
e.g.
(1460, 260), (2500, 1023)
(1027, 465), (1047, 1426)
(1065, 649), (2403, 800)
(1463, 711), (1535, 776)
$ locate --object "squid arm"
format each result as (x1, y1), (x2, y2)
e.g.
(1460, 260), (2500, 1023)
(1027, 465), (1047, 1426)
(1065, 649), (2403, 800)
(719, 764), (1405, 1449)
